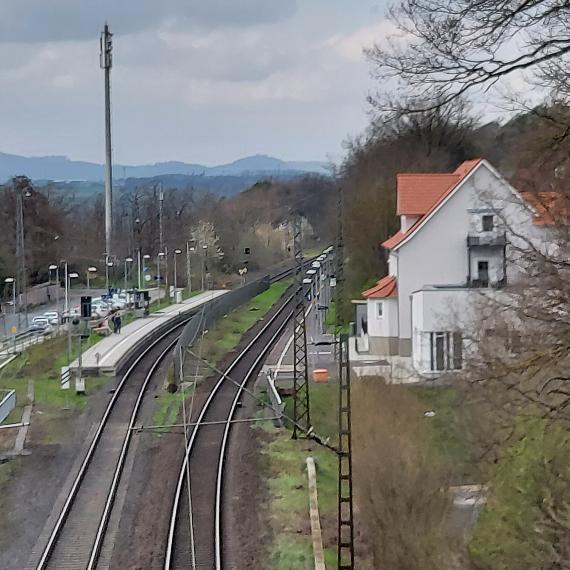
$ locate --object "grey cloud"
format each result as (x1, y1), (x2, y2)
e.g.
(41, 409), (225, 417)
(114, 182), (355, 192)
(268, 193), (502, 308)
(0, 0), (298, 43)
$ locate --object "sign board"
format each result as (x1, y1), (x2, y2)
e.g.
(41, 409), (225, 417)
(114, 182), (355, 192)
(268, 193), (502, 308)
(144, 274), (151, 282)
(10, 325), (17, 334)
(330, 277), (337, 287)
(61, 366), (71, 390)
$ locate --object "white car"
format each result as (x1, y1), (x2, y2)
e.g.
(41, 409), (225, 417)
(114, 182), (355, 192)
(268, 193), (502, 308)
(31, 316), (51, 332)
(43, 311), (60, 325)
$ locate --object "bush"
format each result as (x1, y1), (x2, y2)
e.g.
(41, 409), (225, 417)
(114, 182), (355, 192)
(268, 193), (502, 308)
(352, 377), (460, 569)
(469, 416), (570, 570)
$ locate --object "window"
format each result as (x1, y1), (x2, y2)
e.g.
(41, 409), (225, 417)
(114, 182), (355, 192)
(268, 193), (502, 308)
(377, 301), (383, 318)
(482, 214), (494, 232)
(429, 331), (463, 371)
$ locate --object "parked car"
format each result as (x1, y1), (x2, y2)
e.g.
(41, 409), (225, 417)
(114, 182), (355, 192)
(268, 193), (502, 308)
(62, 308), (80, 322)
(31, 316), (52, 332)
(43, 311), (60, 326)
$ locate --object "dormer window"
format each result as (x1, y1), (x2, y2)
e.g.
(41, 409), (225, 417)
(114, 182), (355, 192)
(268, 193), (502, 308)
(482, 214), (494, 232)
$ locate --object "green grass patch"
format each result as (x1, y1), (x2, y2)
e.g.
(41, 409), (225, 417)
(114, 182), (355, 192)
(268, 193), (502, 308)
(0, 335), (108, 439)
(201, 281), (290, 365)
(261, 382), (338, 569)
(410, 385), (478, 481)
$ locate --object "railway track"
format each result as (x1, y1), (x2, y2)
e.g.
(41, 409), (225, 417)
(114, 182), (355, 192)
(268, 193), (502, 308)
(26, 263), (307, 570)
(164, 291), (296, 570)
(28, 320), (191, 570)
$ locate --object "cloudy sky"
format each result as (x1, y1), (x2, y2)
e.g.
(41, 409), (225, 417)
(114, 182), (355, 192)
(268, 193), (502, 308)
(0, 0), (393, 166)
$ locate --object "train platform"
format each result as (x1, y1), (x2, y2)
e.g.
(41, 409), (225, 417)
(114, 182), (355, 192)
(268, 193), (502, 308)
(69, 290), (228, 376)
(263, 302), (338, 387)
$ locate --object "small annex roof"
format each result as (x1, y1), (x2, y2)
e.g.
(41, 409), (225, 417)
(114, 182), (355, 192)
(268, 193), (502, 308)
(383, 158), (484, 251)
(362, 275), (397, 299)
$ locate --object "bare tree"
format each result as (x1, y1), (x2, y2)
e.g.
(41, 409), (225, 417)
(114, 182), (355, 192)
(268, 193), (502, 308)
(368, 1), (570, 112)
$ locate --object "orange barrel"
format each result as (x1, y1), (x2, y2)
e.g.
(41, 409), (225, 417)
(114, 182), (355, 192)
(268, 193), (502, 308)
(312, 368), (329, 383)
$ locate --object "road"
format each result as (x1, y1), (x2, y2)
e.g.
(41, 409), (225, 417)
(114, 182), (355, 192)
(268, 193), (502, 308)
(0, 288), (105, 337)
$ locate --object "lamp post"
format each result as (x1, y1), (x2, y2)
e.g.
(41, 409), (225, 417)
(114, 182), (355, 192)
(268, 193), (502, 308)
(4, 277), (15, 342)
(157, 252), (165, 301)
(87, 266), (97, 290)
(105, 260), (114, 292)
(67, 271), (79, 364)
(4, 277), (15, 315)
(142, 254), (151, 289)
(201, 244), (208, 291)
(173, 249), (182, 299)
(186, 242), (195, 294)
(49, 264), (61, 326)
(137, 249), (142, 290)
(124, 257), (133, 292)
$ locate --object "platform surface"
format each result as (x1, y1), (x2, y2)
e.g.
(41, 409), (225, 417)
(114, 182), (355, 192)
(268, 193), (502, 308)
(70, 290), (228, 375)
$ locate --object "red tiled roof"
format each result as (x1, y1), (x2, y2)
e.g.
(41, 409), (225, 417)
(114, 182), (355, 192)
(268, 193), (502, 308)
(383, 158), (483, 250)
(521, 191), (570, 225)
(397, 174), (459, 215)
(362, 275), (397, 299)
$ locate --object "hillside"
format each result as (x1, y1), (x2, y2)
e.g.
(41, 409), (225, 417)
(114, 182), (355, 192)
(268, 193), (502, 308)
(0, 152), (329, 183)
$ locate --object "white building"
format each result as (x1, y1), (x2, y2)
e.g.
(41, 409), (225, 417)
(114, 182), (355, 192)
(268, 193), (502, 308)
(354, 158), (548, 379)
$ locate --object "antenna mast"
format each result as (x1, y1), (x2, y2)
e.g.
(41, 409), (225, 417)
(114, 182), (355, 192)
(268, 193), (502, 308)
(100, 23), (114, 264)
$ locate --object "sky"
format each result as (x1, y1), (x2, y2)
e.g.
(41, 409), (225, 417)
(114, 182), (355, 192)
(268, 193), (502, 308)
(0, 0), (392, 166)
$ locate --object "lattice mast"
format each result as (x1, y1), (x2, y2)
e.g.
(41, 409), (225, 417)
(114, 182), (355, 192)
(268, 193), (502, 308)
(336, 187), (355, 569)
(292, 215), (310, 439)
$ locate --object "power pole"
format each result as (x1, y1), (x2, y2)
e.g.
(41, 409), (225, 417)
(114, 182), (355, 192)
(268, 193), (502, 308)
(292, 215), (310, 439)
(335, 186), (354, 569)
(337, 333), (355, 570)
(14, 178), (29, 329)
(100, 23), (113, 263)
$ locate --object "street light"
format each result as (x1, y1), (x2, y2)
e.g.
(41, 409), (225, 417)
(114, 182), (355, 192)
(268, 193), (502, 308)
(186, 242), (196, 294)
(201, 244), (208, 291)
(4, 277), (15, 316)
(124, 257), (133, 292)
(173, 249), (182, 299)
(87, 266), (97, 290)
(49, 264), (61, 323)
(157, 252), (165, 300)
(142, 254), (151, 289)
(66, 271), (79, 365)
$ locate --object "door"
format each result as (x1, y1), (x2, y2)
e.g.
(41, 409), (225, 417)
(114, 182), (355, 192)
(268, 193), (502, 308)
(478, 261), (489, 286)
(435, 333), (445, 371)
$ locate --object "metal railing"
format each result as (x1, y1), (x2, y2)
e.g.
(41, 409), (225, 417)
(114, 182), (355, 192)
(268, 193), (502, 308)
(0, 389), (15, 424)
(173, 276), (271, 384)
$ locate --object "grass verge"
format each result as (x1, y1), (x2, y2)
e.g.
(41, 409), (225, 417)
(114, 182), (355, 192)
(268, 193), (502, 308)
(0, 335), (107, 442)
(260, 382), (339, 569)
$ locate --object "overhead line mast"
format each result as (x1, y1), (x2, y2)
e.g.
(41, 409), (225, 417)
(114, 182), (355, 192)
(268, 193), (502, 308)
(100, 23), (114, 265)
(292, 215), (311, 439)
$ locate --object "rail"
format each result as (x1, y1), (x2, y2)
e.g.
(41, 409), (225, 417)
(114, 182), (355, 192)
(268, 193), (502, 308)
(34, 318), (191, 570)
(164, 292), (295, 569)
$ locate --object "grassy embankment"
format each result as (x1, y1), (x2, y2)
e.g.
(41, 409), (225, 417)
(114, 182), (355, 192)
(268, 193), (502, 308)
(259, 376), (475, 570)
(152, 281), (291, 432)
(258, 382), (339, 569)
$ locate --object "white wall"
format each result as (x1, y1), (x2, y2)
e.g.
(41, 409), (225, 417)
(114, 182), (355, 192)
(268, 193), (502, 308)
(388, 252), (398, 277)
(396, 163), (543, 340)
(401, 214), (420, 232)
(367, 298), (398, 338)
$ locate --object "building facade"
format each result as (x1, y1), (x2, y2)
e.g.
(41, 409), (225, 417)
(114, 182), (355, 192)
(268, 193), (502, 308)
(355, 159), (546, 378)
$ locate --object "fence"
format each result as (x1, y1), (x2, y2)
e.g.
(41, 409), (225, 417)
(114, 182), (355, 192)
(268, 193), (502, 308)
(172, 276), (271, 385)
(0, 389), (15, 424)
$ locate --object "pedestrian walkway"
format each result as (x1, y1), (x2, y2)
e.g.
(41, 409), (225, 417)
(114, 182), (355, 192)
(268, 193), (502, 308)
(69, 290), (228, 376)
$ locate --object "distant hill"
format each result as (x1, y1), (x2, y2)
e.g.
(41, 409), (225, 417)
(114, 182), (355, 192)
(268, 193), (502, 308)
(0, 152), (329, 183)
